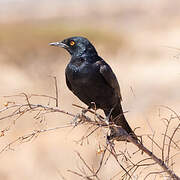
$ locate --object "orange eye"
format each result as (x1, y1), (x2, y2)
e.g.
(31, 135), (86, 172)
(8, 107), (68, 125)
(70, 41), (75, 46)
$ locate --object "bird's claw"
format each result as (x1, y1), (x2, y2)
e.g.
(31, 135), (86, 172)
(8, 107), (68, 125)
(104, 116), (110, 125)
(72, 113), (80, 126)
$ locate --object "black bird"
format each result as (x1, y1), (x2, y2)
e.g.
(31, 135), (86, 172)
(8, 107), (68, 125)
(49, 36), (137, 141)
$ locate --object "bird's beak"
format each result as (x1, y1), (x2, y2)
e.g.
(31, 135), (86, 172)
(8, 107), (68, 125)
(49, 42), (69, 49)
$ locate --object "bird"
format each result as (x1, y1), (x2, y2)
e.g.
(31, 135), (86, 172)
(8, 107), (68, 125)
(49, 36), (137, 141)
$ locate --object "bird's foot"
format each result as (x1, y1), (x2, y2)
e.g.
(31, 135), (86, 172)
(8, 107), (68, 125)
(104, 107), (114, 125)
(71, 113), (80, 126)
(82, 104), (93, 115)
(104, 116), (110, 126)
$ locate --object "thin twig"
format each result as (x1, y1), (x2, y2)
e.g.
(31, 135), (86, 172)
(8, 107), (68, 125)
(53, 76), (59, 107)
(105, 144), (132, 179)
(75, 151), (101, 180)
(167, 123), (180, 166)
(95, 148), (107, 175)
(147, 135), (162, 151)
(127, 135), (180, 180)
(162, 118), (171, 162)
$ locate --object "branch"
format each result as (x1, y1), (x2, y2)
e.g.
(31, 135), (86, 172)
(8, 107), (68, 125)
(127, 134), (180, 180)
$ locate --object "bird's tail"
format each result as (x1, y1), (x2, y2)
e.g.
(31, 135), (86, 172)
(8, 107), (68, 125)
(104, 103), (138, 142)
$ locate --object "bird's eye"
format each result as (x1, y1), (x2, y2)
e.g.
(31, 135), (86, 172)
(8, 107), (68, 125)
(69, 40), (75, 46)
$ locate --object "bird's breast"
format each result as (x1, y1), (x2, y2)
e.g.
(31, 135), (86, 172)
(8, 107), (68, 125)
(66, 62), (98, 85)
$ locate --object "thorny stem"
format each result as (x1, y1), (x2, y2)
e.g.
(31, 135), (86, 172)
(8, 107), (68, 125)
(127, 135), (180, 180)
(53, 76), (59, 107)
(0, 91), (180, 179)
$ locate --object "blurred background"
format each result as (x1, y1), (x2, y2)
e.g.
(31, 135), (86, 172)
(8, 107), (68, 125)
(0, 0), (180, 179)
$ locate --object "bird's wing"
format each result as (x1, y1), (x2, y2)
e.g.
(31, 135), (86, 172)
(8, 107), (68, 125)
(99, 60), (122, 101)
(65, 74), (72, 91)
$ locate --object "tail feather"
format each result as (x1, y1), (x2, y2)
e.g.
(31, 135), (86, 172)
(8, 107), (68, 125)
(104, 103), (138, 141)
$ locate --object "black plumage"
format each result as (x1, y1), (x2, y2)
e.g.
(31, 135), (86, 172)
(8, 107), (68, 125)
(49, 36), (137, 141)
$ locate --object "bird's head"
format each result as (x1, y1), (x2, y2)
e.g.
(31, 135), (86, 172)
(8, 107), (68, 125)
(49, 36), (97, 57)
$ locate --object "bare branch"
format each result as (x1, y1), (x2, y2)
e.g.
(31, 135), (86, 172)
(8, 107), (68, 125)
(167, 123), (180, 166)
(126, 135), (180, 180)
(162, 118), (171, 162)
(0, 87), (180, 180)
(53, 76), (59, 107)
